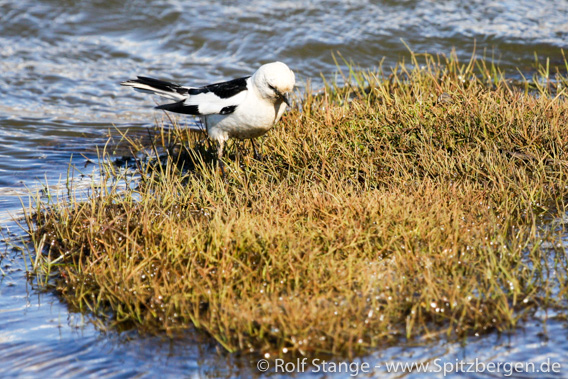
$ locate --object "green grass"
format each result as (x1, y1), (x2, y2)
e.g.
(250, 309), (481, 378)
(23, 51), (568, 359)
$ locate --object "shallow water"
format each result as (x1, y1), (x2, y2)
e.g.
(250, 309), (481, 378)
(1, 0), (568, 377)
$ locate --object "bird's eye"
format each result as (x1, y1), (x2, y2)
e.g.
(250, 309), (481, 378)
(268, 84), (277, 92)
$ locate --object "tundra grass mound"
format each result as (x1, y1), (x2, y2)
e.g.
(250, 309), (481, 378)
(26, 53), (568, 358)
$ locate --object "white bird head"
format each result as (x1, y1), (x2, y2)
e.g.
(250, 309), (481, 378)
(252, 62), (295, 106)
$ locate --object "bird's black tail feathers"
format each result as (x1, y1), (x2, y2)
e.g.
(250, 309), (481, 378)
(120, 76), (189, 101)
(132, 76), (187, 96)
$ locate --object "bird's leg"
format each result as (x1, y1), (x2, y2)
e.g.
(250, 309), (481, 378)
(217, 140), (226, 179)
(251, 139), (263, 161)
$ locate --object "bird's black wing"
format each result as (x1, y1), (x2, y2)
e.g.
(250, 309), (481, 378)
(155, 76), (251, 116)
(155, 101), (200, 115)
(188, 76), (250, 99)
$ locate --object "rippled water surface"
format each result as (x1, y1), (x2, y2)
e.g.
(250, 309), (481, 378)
(1, 0), (568, 377)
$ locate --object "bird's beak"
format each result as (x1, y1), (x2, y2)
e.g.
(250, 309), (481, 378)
(275, 88), (291, 107)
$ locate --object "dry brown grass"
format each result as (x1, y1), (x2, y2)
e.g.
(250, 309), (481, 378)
(24, 52), (568, 359)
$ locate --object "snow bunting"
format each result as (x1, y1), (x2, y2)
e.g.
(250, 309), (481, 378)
(121, 62), (295, 175)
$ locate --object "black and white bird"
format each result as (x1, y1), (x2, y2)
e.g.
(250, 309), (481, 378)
(121, 62), (295, 174)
